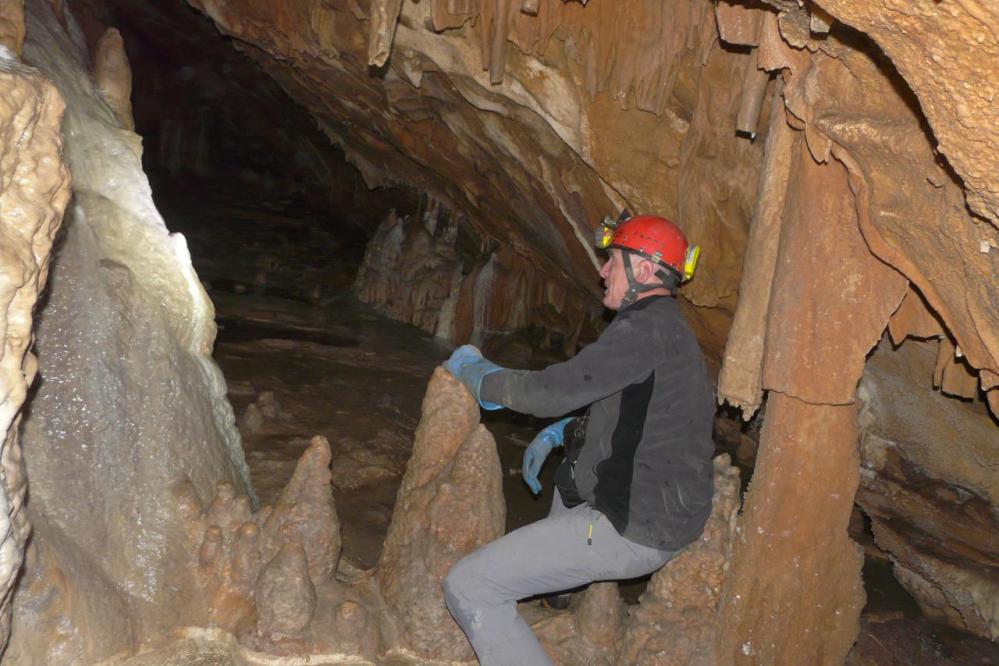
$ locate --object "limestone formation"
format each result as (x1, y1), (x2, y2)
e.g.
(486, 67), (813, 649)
(177, 435), (339, 639)
(255, 542), (318, 639)
(355, 201), (596, 347)
(377, 367), (505, 660)
(0, 0), (995, 662)
(813, 0), (999, 226)
(7, 0), (254, 661)
(859, 340), (999, 640)
(713, 3), (996, 662)
(620, 455), (742, 665)
(91, 27), (133, 129)
(0, 0), (24, 54)
(191, 0), (764, 335)
(0, 44), (71, 655)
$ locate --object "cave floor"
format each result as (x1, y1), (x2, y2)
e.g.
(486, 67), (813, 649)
(211, 287), (560, 570)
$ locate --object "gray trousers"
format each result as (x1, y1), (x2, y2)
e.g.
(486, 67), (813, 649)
(443, 491), (676, 665)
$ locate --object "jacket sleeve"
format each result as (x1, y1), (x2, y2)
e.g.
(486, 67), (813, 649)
(480, 311), (661, 418)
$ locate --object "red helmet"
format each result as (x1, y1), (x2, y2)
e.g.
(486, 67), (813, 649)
(595, 214), (700, 281)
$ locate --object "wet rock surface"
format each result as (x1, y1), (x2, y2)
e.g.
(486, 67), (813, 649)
(0, 38), (71, 653)
(859, 340), (999, 641)
(377, 368), (505, 660)
(9, 1), (253, 661)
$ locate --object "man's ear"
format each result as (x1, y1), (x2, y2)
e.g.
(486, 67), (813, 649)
(636, 258), (657, 283)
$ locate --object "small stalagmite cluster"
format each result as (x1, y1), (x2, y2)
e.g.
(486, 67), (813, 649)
(107, 370), (745, 664)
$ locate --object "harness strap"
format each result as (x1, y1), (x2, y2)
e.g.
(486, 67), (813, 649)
(621, 253), (680, 307)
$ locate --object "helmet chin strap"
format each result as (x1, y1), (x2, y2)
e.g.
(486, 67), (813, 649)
(620, 252), (681, 308)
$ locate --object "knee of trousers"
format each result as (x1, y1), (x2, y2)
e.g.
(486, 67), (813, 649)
(443, 552), (501, 614)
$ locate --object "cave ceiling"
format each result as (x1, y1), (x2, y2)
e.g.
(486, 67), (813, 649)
(75, 0), (999, 408)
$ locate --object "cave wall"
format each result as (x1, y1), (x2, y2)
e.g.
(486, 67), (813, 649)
(4, 1), (256, 660)
(0, 22), (71, 651)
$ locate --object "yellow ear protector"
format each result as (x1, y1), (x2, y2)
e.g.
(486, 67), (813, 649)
(683, 244), (700, 281)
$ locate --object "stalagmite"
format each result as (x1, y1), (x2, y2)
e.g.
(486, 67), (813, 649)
(620, 455), (742, 665)
(0, 42), (71, 654)
(91, 27), (134, 130)
(377, 367), (505, 660)
(8, 3), (256, 659)
(255, 542), (318, 639)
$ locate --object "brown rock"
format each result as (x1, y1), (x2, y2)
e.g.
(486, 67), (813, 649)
(760, 136), (907, 405)
(620, 455), (741, 665)
(255, 542), (317, 639)
(0, 0), (25, 55)
(575, 582), (623, 648)
(858, 339), (999, 640)
(717, 54), (908, 661)
(91, 27), (133, 130)
(717, 93), (797, 417)
(377, 367), (505, 660)
(715, 395), (866, 665)
(814, 0), (999, 225)
(178, 436), (341, 638)
(260, 435), (341, 585)
(0, 35), (71, 656)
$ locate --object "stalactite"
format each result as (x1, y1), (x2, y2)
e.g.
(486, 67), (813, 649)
(367, 0), (403, 67)
(718, 88), (796, 418)
(735, 50), (770, 138)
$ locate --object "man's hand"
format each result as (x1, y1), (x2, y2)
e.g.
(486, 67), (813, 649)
(522, 418), (573, 495)
(445, 345), (504, 410)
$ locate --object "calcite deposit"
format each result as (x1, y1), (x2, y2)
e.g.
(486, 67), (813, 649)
(91, 27), (133, 130)
(859, 340), (999, 640)
(355, 201), (598, 348)
(377, 367), (505, 661)
(7, 0), (253, 661)
(0, 43), (71, 653)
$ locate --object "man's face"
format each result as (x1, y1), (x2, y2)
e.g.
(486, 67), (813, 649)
(599, 249), (629, 310)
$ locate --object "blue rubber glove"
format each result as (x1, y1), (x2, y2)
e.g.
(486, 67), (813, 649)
(523, 418), (573, 495)
(445, 345), (504, 410)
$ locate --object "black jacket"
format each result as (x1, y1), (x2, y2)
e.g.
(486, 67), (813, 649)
(481, 296), (714, 550)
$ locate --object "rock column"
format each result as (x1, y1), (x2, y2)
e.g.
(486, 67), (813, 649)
(715, 123), (907, 662)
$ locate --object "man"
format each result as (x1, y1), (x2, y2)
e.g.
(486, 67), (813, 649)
(443, 214), (715, 665)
